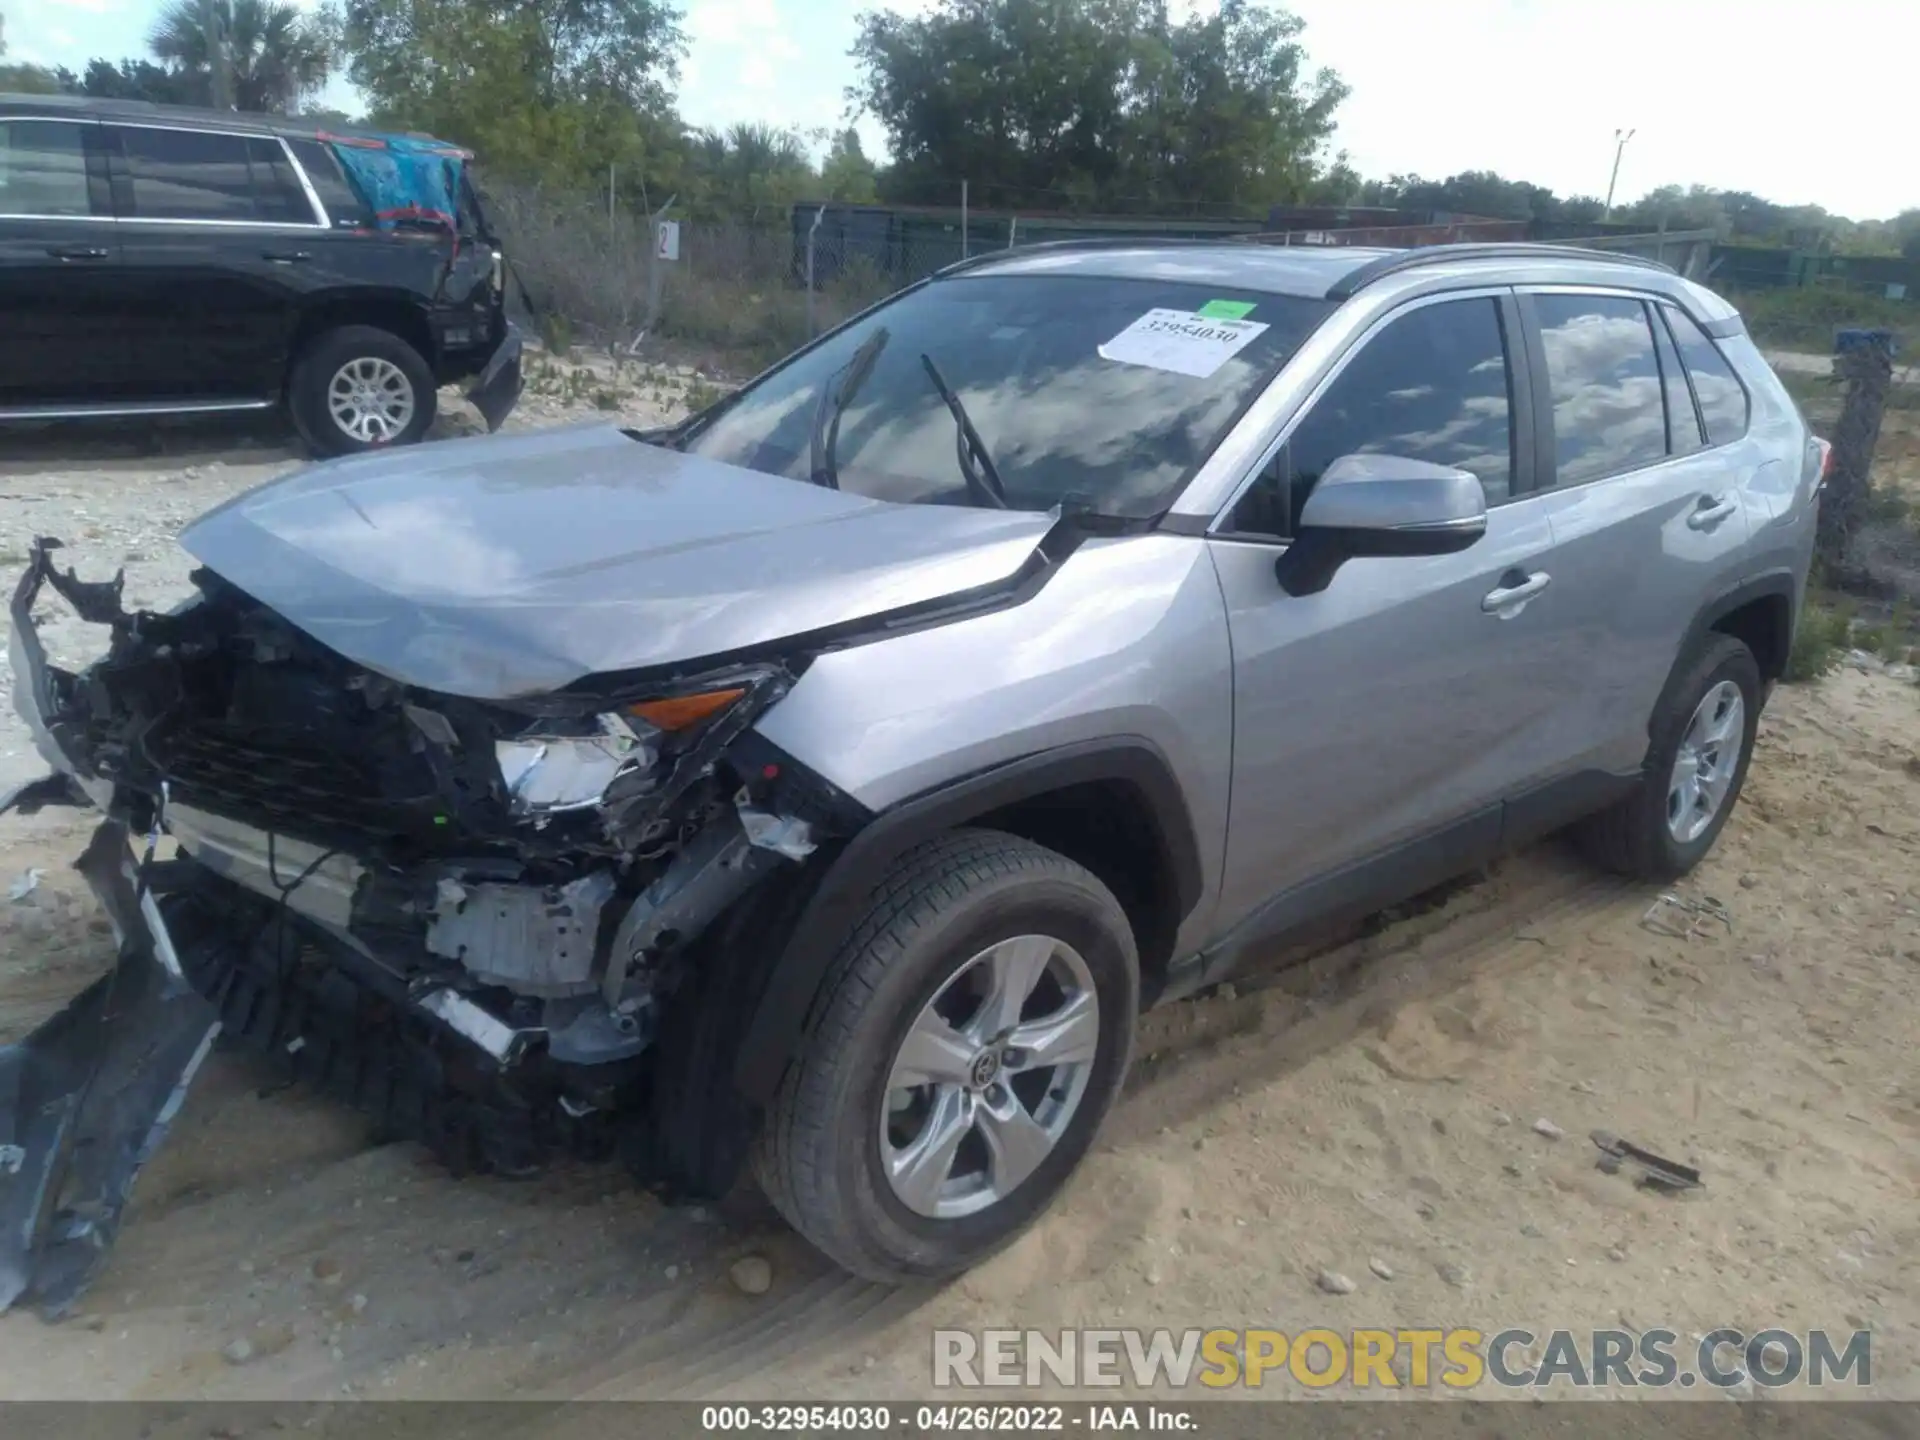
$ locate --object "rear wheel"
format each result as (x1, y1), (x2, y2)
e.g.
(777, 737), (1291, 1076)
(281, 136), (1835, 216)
(290, 325), (436, 457)
(1576, 634), (1761, 880)
(755, 830), (1138, 1282)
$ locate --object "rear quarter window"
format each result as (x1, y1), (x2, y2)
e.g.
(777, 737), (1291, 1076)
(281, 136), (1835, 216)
(285, 137), (374, 228)
(1663, 304), (1750, 446)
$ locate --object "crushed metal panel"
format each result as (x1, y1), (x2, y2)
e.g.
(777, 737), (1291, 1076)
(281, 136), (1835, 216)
(426, 870), (617, 997)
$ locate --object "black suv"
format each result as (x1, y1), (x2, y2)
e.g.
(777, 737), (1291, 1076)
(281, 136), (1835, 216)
(0, 95), (521, 454)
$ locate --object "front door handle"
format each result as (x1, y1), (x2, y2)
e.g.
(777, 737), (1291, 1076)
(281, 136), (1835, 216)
(1688, 493), (1738, 530)
(1482, 569), (1551, 616)
(262, 250), (313, 264)
(46, 245), (109, 261)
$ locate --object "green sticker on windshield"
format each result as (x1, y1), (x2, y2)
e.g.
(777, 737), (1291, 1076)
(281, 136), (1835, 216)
(1197, 299), (1256, 320)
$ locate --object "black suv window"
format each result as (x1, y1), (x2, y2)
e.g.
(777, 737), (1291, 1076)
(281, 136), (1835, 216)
(0, 120), (93, 218)
(1534, 293), (1666, 486)
(1225, 296), (1515, 538)
(285, 137), (373, 228)
(116, 125), (314, 224)
(1663, 305), (1749, 446)
(246, 136), (313, 223)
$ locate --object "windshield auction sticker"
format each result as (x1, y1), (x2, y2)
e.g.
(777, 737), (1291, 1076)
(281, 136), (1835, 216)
(1099, 308), (1270, 379)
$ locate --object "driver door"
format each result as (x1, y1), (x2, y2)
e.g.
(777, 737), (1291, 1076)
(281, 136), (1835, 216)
(1205, 290), (1584, 932)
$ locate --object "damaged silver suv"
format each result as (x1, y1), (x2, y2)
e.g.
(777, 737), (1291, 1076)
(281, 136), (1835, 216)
(0, 241), (1821, 1311)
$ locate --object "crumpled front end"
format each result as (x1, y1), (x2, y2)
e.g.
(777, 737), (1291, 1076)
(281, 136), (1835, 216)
(1, 537), (854, 1316)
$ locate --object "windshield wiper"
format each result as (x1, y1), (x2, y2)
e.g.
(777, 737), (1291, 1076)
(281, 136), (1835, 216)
(809, 327), (889, 489)
(920, 354), (1008, 509)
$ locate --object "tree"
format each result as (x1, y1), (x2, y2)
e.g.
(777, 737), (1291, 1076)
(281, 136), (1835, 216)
(0, 15), (63, 93)
(57, 57), (201, 105)
(148, 0), (332, 111)
(682, 122), (818, 220)
(820, 128), (879, 204)
(849, 0), (1346, 214)
(1358, 170), (1604, 225)
(326, 0), (686, 192)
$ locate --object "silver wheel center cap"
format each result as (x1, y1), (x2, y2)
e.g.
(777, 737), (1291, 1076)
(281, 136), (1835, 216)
(968, 1049), (1001, 1089)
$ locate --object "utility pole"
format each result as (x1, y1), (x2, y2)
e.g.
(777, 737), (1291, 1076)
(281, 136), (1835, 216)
(1602, 127), (1635, 220)
(200, 0), (232, 109)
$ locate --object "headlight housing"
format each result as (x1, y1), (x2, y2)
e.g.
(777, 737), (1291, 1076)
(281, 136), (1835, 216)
(492, 677), (769, 818)
(495, 713), (657, 816)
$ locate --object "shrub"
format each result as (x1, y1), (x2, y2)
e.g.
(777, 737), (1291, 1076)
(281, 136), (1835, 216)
(1783, 602), (1853, 683)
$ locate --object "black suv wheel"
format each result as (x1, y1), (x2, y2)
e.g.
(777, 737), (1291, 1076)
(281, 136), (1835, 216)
(755, 830), (1138, 1282)
(290, 325), (437, 456)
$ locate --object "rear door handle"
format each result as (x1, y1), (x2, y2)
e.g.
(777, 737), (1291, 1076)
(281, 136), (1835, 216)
(1688, 494), (1738, 530)
(1482, 569), (1551, 616)
(46, 245), (109, 261)
(262, 250), (312, 264)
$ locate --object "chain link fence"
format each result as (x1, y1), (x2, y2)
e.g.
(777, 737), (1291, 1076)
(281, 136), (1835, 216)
(484, 178), (1920, 398)
(485, 183), (968, 369)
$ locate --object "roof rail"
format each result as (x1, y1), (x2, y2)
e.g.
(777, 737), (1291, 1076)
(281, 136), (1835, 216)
(936, 234), (1260, 277)
(1324, 242), (1677, 301)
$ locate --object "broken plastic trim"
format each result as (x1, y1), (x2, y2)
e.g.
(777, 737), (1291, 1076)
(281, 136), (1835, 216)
(0, 820), (220, 1319)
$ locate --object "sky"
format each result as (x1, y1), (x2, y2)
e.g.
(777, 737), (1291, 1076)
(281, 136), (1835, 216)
(5, 0), (1916, 220)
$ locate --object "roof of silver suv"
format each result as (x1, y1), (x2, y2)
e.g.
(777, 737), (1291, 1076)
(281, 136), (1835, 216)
(953, 239), (1742, 337)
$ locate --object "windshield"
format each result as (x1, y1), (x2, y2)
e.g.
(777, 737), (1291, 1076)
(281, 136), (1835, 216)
(680, 273), (1331, 517)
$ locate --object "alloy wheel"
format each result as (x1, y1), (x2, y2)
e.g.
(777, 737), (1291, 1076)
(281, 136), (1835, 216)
(1667, 679), (1746, 844)
(327, 357), (416, 444)
(880, 934), (1101, 1219)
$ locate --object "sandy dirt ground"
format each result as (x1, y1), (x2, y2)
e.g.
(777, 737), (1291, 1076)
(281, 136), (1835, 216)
(0, 365), (1917, 1404)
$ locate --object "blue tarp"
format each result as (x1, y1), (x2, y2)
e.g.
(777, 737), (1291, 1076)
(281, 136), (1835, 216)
(325, 130), (469, 233)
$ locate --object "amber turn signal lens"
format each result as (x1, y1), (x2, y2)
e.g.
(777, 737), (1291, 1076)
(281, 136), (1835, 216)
(628, 687), (746, 731)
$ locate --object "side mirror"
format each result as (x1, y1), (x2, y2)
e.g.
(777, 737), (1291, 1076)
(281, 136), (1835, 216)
(1275, 454), (1488, 597)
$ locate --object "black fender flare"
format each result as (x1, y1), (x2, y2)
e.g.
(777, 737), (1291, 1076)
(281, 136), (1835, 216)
(1679, 569), (1799, 686)
(732, 735), (1204, 1104)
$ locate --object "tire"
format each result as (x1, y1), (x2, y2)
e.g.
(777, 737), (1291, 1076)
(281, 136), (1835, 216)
(1576, 633), (1761, 880)
(755, 829), (1139, 1282)
(289, 324), (436, 457)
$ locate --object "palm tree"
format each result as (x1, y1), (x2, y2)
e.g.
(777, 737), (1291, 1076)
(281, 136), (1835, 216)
(148, 0), (332, 113)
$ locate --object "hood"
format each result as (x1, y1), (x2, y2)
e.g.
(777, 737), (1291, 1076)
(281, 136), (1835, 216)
(182, 424), (1055, 700)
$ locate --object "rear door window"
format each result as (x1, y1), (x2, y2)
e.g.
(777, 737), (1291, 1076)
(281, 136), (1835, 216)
(115, 125), (317, 223)
(1225, 296), (1516, 538)
(0, 120), (95, 217)
(1663, 305), (1750, 446)
(246, 137), (315, 224)
(1534, 293), (1667, 486)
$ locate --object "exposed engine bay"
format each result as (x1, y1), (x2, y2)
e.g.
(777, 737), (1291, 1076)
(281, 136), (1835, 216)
(0, 538), (859, 1316)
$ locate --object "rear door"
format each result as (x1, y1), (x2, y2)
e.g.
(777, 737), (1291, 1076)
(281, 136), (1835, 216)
(1511, 288), (1757, 784)
(0, 115), (124, 406)
(104, 122), (328, 402)
(1207, 290), (1589, 928)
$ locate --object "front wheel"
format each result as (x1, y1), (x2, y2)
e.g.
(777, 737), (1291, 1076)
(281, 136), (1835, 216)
(289, 325), (437, 457)
(1576, 633), (1761, 880)
(755, 830), (1138, 1282)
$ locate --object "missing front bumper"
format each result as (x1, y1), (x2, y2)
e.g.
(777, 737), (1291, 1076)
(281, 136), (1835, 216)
(0, 821), (219, 1318)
